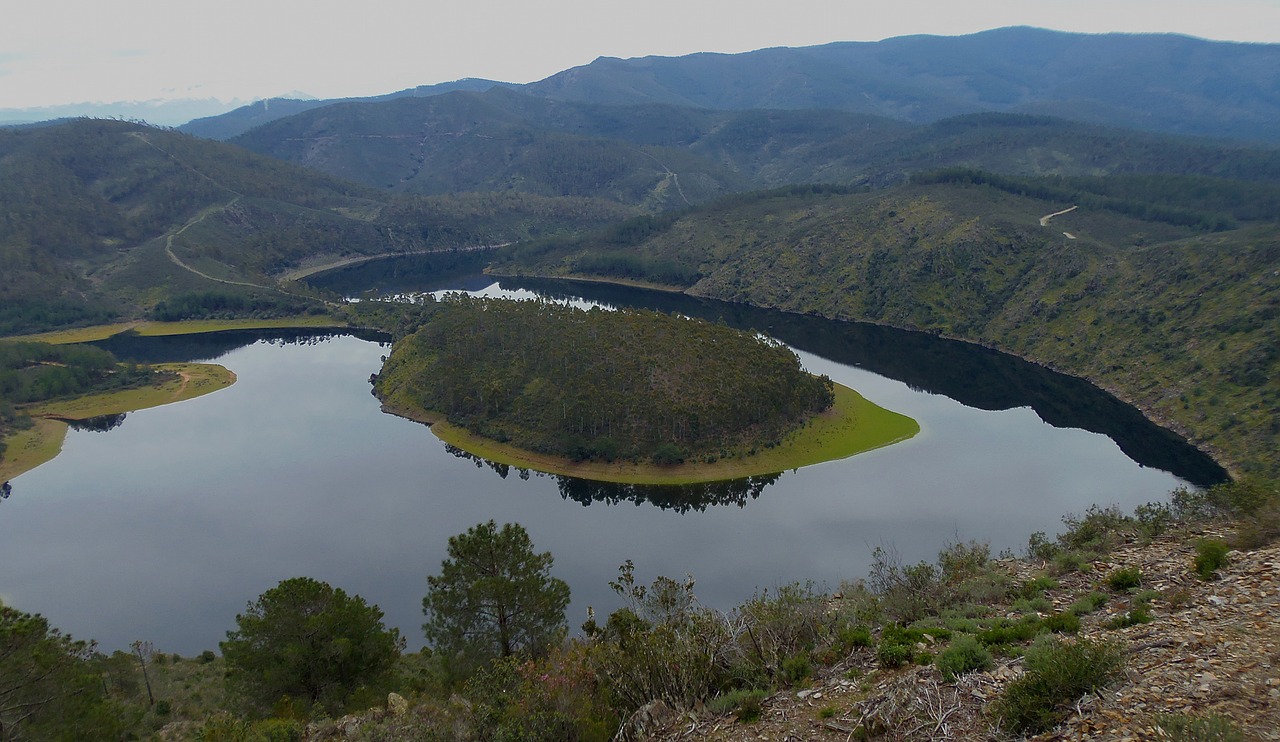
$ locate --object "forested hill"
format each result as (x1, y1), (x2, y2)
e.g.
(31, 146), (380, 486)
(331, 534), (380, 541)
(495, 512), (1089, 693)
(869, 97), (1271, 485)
(372, 296), (834, 465)
(491, 176), (1280, 479)
(525, 27), (1280, 143)
(0, 118), (633, 334)
(228, 88), (1280, 208)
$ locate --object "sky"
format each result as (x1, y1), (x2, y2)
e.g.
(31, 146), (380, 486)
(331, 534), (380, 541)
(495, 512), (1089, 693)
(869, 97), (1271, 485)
(3, 0), (1279, 110)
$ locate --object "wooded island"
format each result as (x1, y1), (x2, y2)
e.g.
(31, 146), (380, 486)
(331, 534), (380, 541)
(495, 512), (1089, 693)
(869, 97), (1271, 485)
(373, 296), (917, 482)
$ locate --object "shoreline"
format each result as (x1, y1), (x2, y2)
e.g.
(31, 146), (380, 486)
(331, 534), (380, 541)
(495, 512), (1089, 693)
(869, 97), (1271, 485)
(0, 363), (237, 482)
(382, 382), (919, 484)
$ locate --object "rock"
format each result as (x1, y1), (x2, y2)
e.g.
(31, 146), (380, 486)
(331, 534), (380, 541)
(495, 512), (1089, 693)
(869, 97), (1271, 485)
(387, 692), (408, 716)
(615, 699), (678, 742)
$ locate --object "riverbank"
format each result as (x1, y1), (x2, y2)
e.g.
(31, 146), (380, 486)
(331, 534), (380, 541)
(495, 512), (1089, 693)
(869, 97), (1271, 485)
(383, 382), (919, 484)
(0, 362), (236, 482)
(3, 315), (348, 345)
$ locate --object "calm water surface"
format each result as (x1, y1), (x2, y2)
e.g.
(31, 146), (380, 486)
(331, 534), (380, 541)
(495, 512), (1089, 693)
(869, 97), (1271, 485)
(0, 275), (1222, 653)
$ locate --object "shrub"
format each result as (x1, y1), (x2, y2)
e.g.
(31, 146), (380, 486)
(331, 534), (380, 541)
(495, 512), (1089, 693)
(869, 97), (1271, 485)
(1107, 605), (1153, 629)
(1013, 596), (1052, 614)
(1051, 550), (1094, 575)
(1042, 611), (1081, 634)
(993, 636), (1124, 734)
(1194, 539), (1232, 581)
(876, 643), (912, 669)
(1026, 531), (1059, 561)
(733, 582), (833, 683)
(1059, 505), (1130, 554)
(838, 625), (873, 650)
(1068, 591), (1110, 615)
(935, 635), (993, 681)
(868, 547), (945, 624)
(1133, 501), (1175, 541)
(1018, 575), (1059, 599)
(781, 654), (813, 685)
(708, 688), (769, 722)
(1105, 567), (1143, 591)
(1155, 712), (1245, 741)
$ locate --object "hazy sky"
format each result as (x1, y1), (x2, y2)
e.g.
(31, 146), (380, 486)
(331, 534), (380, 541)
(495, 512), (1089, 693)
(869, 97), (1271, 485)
(4, 0), (1279, 108)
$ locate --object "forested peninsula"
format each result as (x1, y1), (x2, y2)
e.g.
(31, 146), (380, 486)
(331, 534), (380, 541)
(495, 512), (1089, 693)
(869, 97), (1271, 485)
(372, 296), (916, 482)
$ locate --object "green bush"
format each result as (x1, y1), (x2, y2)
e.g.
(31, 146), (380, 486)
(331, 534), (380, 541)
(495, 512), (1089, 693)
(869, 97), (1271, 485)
(935, 635), (993, 681)
(1105, 567), (1143, 591)
(838, 625), (873, 650)
(1051, 550), (1094, 575)
(1107, 605), (1153, 629)
(1194, 539), (1230, 580)
(876, 643), (912, 669)
(1155, 712), (1245, 741)
(1012, 596), (1052, 614)
(1018, 575), (1060, 599)
(1068, 591), (1110, 615)
(993, 636), (1124, 734)
(707, 688), (769, 722)
(1042, 612), (1081, 634)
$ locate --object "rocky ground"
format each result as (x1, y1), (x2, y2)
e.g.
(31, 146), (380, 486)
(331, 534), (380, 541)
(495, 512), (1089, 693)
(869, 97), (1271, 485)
(636, 526), (1278, 741)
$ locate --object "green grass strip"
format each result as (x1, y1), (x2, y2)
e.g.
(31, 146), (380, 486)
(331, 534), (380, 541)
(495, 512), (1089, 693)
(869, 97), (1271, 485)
(388, 382), (918, 484)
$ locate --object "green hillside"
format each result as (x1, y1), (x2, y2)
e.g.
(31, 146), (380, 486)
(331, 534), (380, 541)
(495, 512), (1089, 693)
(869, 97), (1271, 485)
(228, 89), (1280, 210)
(492, 177), (1279, 478)
(0, 118), (634, 335)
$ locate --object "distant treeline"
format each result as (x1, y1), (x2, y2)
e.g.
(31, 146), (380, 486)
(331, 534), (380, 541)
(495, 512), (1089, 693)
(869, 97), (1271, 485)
(373, 296), (833, 465)
(150, 291), (326, 322)
(911, 168), (1280, 231)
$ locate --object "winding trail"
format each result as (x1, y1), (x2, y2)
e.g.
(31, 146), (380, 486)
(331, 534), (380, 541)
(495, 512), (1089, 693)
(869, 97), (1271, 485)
(639, 150), (691, 206)
(1039, 204), (1078, 226)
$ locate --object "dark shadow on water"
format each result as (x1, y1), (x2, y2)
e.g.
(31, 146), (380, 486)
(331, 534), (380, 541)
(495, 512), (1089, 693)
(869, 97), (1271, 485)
(301, 251), (497, 297)
(499, 277), (1229, 487)
(89, 328), (391, 365)
(66, 413), (128, 433)
(443, 444), (782, 512)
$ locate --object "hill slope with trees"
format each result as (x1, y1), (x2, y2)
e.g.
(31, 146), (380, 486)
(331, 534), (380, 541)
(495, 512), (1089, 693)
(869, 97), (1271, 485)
(492, 176), (1279, 479)
(0, 118), (634, 335)
(227, 89), (1280, 208)
(372, 296), (835, 466)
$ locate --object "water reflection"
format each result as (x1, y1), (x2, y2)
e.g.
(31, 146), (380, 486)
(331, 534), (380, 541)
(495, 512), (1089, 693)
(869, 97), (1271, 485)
(91, 328), (389, 364)
(495, 277), (1228, 486)
(554, 474), (780, 512)
(444, 444), (782, 511)
(66, 413), (128, 432)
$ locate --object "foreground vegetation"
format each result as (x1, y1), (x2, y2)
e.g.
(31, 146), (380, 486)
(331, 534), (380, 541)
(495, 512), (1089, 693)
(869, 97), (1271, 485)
(4, 478), (1274, 740)
(372, 296), (915, 480)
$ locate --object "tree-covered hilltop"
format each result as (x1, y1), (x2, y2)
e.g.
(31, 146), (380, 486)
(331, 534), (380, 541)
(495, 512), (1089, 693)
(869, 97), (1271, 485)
(373, 297), (834, 465)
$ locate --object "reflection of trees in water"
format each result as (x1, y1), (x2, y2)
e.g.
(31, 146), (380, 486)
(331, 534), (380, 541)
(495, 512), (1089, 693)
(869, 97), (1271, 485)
(66, 413), (128, 432)
(555, 473), (780, 512)
(443, 444), (781, 511)
(502, 277), (1228, 486)
(90, 329), (390, 365)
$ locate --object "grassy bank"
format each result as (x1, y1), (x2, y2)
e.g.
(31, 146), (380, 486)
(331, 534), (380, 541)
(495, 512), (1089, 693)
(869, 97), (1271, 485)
(0, 363), (236, 481)
(386, 383), (918, 484)
(4, 315), (347, 345)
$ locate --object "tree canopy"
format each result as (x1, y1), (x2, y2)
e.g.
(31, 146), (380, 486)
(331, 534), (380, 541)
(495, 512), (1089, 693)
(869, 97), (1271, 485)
(220, 577), (404, 716)
(422, 521), (570, 675)
(0, 601), (129, 741)
(374, 296), (834, 465)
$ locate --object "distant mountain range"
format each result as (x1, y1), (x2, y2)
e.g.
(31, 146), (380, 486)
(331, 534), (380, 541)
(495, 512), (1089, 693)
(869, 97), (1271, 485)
(177, 27), (1280, 144)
